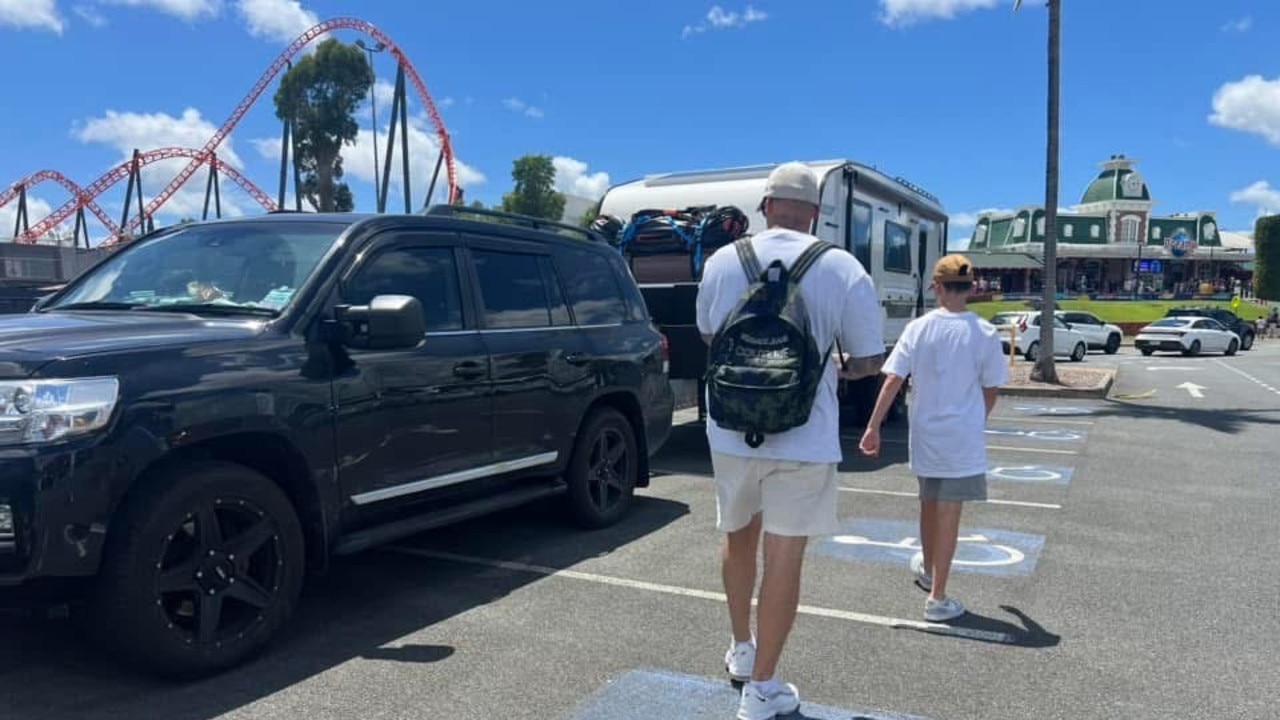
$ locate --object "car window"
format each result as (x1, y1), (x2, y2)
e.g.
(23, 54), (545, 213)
(343, 246), (463, 332)
(991, 313), (1022, 326)
(1151, 318), (1188, 328)
(471, 249), (553, 329)
(884, 221), (912, 274)
(538, 257), (572, 326)
(555, 247), (628, 325)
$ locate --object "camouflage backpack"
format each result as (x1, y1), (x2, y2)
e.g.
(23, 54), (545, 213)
(705, 238), (836, 448)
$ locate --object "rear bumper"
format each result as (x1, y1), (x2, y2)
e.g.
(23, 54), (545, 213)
(1134, 335), (1187, 352)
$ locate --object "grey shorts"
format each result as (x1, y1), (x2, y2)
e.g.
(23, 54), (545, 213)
(918, 474), (987, 502)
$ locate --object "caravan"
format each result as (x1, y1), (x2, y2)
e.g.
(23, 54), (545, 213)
(597, 159), (950, 423)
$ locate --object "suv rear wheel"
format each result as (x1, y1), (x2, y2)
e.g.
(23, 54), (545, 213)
(90, 460), (306, 679)
(565, 406), (638, 529)
(1240, 330), (1255, 351)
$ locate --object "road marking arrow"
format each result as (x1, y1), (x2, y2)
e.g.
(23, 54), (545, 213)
(1176, 381), (1206, 399)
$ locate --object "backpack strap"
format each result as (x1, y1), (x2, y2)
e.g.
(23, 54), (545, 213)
(733, 238), (763, 281)
(789, 241), (835, 285)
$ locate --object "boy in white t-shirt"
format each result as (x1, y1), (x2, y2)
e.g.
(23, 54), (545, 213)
(858, 254), (1008, 622)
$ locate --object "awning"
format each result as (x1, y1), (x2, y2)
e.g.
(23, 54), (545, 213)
(966, 252), (1044, 270)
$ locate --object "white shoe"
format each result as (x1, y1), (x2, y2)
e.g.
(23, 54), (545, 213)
(924, 596), (966, 622)
(737, 681), (800, 720)
(724, 637), (755, 682)
(910, 551), (932, 592)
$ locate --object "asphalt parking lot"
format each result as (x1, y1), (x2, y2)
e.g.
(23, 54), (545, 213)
(2, 342), (1276, 720)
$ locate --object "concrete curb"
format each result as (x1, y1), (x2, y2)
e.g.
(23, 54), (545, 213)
(998, 369), (1118, 399)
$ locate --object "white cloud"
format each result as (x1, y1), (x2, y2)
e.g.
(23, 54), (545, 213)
(552, 157), (611, 200)
(878, 0), (1001, 27)
(1221, 16), (1252, 33)
(72, 108), (253, 223)
(438, 96), (455, 108)
(0, 0), (65, 33)
(97, 0), (221, 21)
(683, 4), (767, 38)
(249, 116), (487, 209)
(73, 4), (108, 26)
(1209, 75), (1280, 146)
(370, 79), (396, 110)
(1, 196), (56, 240)
(502, 97), (544, 119)
(1230, 181), (1280, 218)
(234, 0), (317, 44)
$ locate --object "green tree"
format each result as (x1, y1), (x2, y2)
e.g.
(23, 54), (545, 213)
(501, 154), (565, 220)
(470, 200), (487, 210)
(579, 205), (599, 228)
(273, 37), (373, 212)
(1255, 215), (1280, 301)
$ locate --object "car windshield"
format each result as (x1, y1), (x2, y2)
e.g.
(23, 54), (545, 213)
(1150, 318), (1189, 327)
(45, 220), (347, 315)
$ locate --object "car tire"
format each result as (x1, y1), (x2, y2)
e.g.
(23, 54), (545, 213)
(1024, 341), (1039, 362)
(88, 460), (306, 679)
(1071, 342), (1087, 362)
(1226, 338), (1239, 356)
(1183, 340), (1201, 357)
(1140, 348), (1154, 356)
(1104, 334), (1121, 354)
(1241, 331), (1255, 351)
(565, 406), (638, 529)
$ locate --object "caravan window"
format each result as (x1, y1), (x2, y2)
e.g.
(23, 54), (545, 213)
(884, 220), (912, 274)
(850, 200), (872, 271)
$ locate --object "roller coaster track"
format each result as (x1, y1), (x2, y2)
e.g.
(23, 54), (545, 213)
(0, 170), (119, 236)
(13, 16), (456, 244)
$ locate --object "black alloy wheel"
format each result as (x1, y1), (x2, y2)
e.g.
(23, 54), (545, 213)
(566, 407), (638, 529)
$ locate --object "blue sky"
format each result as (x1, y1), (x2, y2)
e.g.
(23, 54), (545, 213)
(2, 0), (1279, 248)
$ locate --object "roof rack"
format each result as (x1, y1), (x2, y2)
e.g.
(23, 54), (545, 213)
(891, 175), (940, 205)
(424, 204), (603, 244)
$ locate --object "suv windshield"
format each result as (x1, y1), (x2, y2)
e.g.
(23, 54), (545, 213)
(45, 220), (346, 315)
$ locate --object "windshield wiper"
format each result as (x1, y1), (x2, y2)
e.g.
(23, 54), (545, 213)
(45, 301), (140, 311)
(135, 303), (281, 317)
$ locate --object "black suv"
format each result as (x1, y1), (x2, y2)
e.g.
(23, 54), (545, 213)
(1164, 307), (1255, 350)
(0, 206), (673, 678)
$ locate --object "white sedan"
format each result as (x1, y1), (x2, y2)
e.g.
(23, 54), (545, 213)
(1135, 317), (1241, 356)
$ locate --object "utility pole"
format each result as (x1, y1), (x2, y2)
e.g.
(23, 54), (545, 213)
(356, 39), (387, 207)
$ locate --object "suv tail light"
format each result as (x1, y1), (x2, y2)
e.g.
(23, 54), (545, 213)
(660, 333), (670, 375)
(1018, 317), (1028, 333)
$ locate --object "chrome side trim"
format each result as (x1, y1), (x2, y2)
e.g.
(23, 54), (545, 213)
(349, 451), (560, 506)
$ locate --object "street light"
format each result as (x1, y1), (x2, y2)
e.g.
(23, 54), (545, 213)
(355, 39), (387, 205)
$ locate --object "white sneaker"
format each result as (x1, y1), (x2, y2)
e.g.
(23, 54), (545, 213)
(737, 681), (800, 720)
(924, 596), (966, 622)
(910, 551), (932, 592)
(724, 637), (755, 682)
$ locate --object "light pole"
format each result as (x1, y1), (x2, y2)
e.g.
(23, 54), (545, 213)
(355, 39), (387, 206)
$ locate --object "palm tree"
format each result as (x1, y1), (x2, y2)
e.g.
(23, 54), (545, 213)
(1017, 0), (1061, 383)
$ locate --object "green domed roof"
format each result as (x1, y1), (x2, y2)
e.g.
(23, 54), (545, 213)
(1080, 156), (1152, 204)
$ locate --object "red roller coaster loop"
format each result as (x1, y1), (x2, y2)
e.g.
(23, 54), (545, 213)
(1, 171), (120, 236)
(16, 16), (456, 244)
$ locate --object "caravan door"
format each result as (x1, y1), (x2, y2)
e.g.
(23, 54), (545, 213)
(877, 211), (918, 342)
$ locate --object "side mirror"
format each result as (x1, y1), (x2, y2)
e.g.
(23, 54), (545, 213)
(335, 294), (425, 350)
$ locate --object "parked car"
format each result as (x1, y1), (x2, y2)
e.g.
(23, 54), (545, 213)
(0, 207), (674, 678)
(1164, 307), (1255, 350)
(1135, 316), (1241, 356)
(990, 311), (1089, 362)
(1055, 310), (1123, 354)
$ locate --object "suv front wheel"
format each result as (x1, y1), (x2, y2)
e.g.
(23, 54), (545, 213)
(89, 460), (306, 679)
(566, 406), (638, 529)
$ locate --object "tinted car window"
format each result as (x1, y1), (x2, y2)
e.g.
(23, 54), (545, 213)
(472, 249), (552, 329)
(344, 246), (463, 332)
(539, 257), (572, 326)
(556, 248), (627, 325)
(884, 221), (912, 274)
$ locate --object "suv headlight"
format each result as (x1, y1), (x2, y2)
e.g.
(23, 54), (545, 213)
(0, 377), (120, 446)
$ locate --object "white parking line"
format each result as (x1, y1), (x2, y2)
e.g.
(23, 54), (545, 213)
(988, 416), (1094, 426)
(838, 487), (1062, 509)
(385, 547), (1016, 644)
(838, 435), (1079, 455)
(1214, 360), (1280, 396)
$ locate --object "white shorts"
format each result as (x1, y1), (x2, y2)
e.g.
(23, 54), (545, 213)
(710, 452), (841, 537)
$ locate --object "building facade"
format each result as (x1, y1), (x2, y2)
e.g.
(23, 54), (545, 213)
(964, 155), (1254, 295)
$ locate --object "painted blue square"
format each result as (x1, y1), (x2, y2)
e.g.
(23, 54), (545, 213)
(814, 518), (1045, 577)
(985, 426), (1087, 443)
(987, 463), (1074, 485)
(568, 669), (936, 720)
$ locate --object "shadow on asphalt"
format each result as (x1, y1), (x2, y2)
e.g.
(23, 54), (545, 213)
(941, 605), (1061, 649)
(650, 423), (909, 477)
(0, 494), (690, 720)
(1089, 400), (1280, 435)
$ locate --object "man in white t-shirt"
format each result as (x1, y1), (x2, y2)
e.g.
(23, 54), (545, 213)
(696, 162), (885, 720)
(858, 254), (1008, 622)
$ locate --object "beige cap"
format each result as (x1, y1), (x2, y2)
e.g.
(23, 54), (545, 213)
(762, 162), (820, 207)
(933, 254), (976, 283)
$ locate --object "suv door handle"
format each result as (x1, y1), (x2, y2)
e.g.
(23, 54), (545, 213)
(453, 362), (486, 379)
(564, 352), (591, 366)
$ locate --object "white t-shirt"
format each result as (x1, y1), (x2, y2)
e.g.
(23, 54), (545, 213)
(883, 309), (1009, 478)
(696, 228), (884, 464)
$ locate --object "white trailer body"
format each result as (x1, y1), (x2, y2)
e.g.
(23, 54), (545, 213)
(597, 159), (950, 420)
